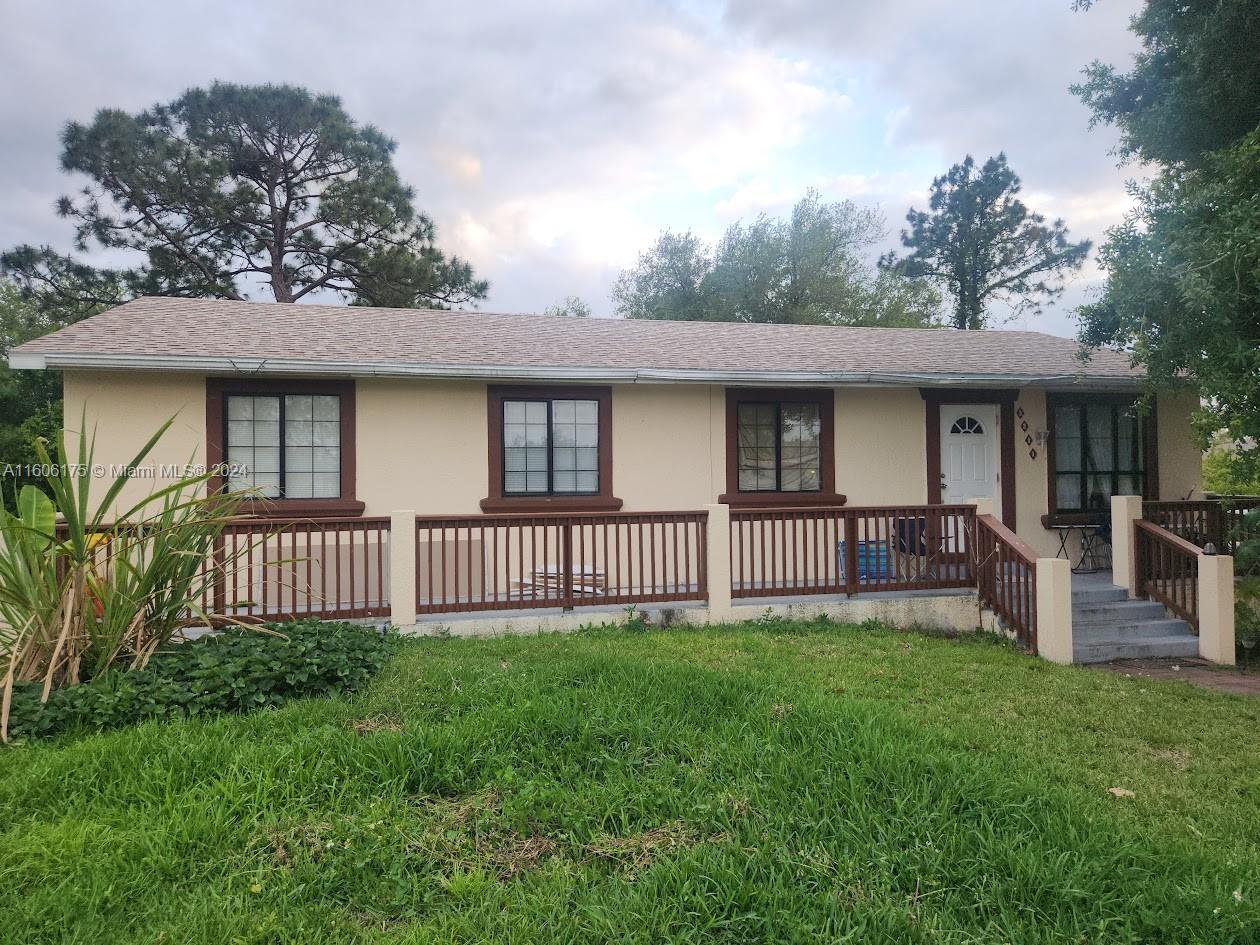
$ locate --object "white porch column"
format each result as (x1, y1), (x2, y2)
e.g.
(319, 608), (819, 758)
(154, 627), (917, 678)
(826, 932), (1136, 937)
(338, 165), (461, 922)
(705, 503), (733, 622)
(970, 497), (999, 519)
(389, 509), (417, 627)
(1036, 557), (1074, 664)
(1198, 553), (1236, 665)
(1110, 495), (1144, 598)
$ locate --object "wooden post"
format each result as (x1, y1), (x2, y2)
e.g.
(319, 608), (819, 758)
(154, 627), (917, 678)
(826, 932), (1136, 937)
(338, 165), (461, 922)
(561, 521), (574, 610)
(1110, 495), (1144, 598)
(843, 509), (859, 596)
(1035, 557), (1074, 664)
(389, 510), (416, 627)
(1198, 553), (1236, 665)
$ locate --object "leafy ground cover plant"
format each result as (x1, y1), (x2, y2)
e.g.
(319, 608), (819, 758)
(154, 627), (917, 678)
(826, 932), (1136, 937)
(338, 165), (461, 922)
(4, 619), (396, 739)
(0, 417), (251, 740)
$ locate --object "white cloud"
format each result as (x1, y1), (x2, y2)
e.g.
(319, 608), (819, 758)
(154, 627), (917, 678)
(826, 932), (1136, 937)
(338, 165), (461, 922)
(0, 0), (1148, 333)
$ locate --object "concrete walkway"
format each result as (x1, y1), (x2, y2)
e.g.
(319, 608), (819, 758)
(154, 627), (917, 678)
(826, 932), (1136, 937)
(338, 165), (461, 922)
(1093, 657), (1260, 697)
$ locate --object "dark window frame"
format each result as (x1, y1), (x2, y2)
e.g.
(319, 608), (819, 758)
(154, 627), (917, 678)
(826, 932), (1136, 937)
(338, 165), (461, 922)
(735, 400), (822, 494)
(500, 395), (601, 498)
(207, 378), (363, 517)
(482, 385), (622, 512)
(223, 391), (343, 501)
(720, 388), (845, 508)
(1044, 392), (1159, 526)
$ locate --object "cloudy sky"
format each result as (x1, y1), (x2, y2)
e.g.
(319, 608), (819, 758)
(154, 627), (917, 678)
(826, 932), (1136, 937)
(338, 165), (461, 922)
(0, 0), (1144, 336)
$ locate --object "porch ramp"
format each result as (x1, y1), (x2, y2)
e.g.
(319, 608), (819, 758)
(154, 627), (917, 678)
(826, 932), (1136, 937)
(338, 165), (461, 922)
(1071, 571), (1198, 663)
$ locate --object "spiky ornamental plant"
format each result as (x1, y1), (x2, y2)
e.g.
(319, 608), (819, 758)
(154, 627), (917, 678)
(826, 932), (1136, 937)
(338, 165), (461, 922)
(0, 416), (252, 741)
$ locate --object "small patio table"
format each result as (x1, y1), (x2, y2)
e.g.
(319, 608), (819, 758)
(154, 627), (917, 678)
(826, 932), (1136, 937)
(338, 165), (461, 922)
(1050, 523), (1106, 574)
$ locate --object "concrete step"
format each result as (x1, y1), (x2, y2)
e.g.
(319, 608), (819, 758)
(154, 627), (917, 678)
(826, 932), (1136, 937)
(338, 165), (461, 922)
(1072, 599), (1170, 624)
(1073, 617), (1194, 641)
(1071, 585), (1130, 605)
(1073, 634), (1200, 664)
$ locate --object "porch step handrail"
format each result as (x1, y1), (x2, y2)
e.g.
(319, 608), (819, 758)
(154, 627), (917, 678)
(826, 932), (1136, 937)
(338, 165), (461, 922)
(1144, 497), (1260, 556)
(1134, 519), (1202, 631)
(973, 513), (1038, 652)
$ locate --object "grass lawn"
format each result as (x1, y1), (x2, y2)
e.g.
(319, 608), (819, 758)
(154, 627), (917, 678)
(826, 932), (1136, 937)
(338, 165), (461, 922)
(3, 618), (1259, 944)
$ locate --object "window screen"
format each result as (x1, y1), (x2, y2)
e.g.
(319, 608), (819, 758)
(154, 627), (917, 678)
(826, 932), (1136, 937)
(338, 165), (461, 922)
(225, 393), (340, 499)
(503, 398), (600, 495)
(737, 401), (821, 493)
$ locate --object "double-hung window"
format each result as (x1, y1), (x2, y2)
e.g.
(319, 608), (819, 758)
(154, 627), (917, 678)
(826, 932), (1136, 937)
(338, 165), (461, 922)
(225, 393), (342, 499)
(502, 397), (600, 496)
(1050, 399), (1146, 514)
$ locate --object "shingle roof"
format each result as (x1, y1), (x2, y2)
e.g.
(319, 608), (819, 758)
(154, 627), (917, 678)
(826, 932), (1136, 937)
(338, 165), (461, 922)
(11, 296), (1142, 387)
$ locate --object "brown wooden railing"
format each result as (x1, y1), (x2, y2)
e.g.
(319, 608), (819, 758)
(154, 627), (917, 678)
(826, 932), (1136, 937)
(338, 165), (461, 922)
(729, 504), (976, 598)
(54, 502), (1063, 630)
(1145, 497), (1260, 556)
(210, 517), (391, 621)
(414, 510), (707, 613)
(973, 513), (1037, 651)
(1134, 519), (1201, 631)
(57, 516), (391, 622)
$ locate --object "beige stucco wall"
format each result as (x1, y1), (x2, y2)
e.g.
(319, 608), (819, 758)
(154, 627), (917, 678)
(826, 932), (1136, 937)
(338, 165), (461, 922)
(61, 371), (1203, 549)
(62, 371), (207, 514)
(834, 387), (928, 506)
(356, 378), (487, 516)
(1156, 387), (1204, 502)
(1012, 388), (1059, 558)
(609, 383), (722, 510)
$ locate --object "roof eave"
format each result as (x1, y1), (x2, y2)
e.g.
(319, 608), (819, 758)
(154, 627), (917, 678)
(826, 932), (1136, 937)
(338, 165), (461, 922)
(8, 351), (1144, 389)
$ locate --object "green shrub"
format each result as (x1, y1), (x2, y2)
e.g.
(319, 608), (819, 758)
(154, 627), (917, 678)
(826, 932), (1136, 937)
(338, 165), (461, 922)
(4, 619), (397, 740)
(0, 415), (257, 741)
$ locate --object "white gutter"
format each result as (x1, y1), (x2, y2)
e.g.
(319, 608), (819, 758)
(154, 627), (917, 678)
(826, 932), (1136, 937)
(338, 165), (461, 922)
(7, 351), (1142, 389)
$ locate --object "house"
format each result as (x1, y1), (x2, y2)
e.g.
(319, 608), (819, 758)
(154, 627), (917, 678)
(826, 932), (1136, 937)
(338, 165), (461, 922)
(10, 297), (1202, 537)
(11, 297), (1228, 663)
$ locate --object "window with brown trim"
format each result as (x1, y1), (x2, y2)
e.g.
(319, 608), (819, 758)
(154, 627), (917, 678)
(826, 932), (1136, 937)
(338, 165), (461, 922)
(224, 393), (342, 498)
(207, 378), (362, 516)
(482, 385), (621, 511)
(720, 388), (844, 507)
(1045, 393), (1158, 524)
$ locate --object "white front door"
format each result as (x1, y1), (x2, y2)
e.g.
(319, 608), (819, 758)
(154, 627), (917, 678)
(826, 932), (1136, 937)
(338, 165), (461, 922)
(939, 404), (1000, 516)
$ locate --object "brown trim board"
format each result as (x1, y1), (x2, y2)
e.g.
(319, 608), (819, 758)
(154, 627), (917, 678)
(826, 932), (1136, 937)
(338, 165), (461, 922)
(206, 377), (363, 517)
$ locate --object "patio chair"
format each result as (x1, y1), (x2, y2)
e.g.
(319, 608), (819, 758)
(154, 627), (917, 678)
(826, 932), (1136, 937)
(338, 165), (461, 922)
(894, 516), (941, 582)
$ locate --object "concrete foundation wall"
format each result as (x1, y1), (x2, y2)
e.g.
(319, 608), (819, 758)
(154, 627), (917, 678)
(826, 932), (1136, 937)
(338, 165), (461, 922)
(395, 590), (1001, 639)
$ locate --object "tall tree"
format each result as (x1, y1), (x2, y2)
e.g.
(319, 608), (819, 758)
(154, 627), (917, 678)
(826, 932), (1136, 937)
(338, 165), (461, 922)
(612, 231), (716, 322)
(542, 296), (592, 318)
(1072, 0), (1260, 515)
(613, 190), (940, 327)
(881, 154), (1091, 330)
(1071, 0), (1260, 168)
(1, 82), (486, 309)
(0, 280), (76, 509)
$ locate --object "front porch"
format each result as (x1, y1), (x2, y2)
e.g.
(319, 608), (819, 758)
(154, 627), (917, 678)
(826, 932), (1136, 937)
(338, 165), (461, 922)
(180, 495), (1248, 666)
